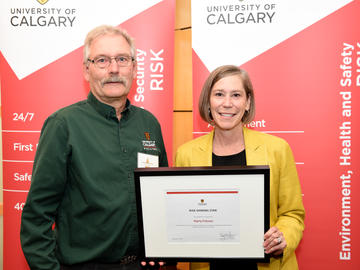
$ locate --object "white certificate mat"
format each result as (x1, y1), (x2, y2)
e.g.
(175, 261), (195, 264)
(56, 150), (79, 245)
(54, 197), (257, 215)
(166, 190), (240, 243)
(134, 166), (270, 263)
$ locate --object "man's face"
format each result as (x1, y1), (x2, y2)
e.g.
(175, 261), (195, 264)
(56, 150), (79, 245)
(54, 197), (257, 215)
(84, 34), (136, 105)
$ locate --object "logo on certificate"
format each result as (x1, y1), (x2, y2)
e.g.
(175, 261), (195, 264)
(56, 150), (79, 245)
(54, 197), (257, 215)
(198, 199), (207, 206)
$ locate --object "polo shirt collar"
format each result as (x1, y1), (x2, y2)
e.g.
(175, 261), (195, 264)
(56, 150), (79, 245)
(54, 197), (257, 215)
(87, 91), (131, 120)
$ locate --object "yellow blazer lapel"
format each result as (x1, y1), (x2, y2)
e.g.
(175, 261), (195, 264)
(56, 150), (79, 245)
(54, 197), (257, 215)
(195, 130), (214, 166)
(243, 127), (268, 166)
(188, 128), (268, 167)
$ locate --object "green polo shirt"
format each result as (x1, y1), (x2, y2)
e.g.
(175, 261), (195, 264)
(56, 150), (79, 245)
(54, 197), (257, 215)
(20, 92), (168, 269)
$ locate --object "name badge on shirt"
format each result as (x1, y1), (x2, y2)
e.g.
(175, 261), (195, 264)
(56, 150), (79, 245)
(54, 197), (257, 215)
(137, 152), (159, 168)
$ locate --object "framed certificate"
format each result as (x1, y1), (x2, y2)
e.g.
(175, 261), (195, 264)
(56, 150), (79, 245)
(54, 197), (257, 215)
(134, 166), (270, 263)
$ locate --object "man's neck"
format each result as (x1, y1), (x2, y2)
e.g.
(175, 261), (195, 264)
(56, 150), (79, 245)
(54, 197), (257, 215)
(92, 92), (128, 120)
(110, 97), (127, 120)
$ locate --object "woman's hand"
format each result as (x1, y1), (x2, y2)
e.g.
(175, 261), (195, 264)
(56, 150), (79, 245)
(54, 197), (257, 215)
(263, 226), (287, 256)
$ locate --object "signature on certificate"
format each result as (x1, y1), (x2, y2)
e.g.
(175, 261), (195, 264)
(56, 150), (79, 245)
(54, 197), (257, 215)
(219, 232), (236, 241)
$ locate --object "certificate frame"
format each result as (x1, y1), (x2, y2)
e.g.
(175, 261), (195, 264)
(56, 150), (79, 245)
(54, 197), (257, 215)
(134, 166), (270, 263)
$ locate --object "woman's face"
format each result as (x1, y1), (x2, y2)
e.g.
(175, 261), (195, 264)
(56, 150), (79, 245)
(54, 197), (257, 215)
(209, 74), (250, 131)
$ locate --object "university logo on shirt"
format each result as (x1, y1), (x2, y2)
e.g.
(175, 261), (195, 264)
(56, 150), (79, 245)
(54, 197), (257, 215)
(142, 132), (157, 151)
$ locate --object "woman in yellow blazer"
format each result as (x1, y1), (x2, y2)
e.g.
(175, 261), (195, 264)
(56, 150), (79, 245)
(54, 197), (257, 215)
(175, 65), (305, 270)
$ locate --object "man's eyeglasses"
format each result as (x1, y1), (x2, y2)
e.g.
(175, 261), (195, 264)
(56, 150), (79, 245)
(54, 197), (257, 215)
(87, 55), (135, 69)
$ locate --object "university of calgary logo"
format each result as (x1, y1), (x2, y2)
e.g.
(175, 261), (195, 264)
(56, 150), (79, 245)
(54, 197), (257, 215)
(198, 199), (207, 206)
(142, 132), (157, 150)
(37, 0), (49, 5)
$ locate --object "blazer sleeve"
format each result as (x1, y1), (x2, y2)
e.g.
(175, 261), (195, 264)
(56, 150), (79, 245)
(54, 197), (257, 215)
(275, 141), (305, 259)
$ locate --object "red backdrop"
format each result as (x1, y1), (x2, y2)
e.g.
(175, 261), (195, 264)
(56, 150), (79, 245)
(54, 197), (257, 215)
(0, 1), (175, 269)
(192, 0), (359, 269)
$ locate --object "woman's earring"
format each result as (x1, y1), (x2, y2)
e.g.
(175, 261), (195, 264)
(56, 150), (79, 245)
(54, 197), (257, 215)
(208, 108), (215, 126)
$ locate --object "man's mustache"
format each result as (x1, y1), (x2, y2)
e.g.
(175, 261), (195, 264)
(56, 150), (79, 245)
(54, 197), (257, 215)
(101, 76), (127, 87)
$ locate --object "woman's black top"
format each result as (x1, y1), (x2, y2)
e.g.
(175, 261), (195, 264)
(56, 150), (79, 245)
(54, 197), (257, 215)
(211, 150), (258, 270)
(212, 150), (247, 167)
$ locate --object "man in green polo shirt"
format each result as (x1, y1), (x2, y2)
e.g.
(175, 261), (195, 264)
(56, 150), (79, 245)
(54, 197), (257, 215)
(20, 25), (168, 270)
